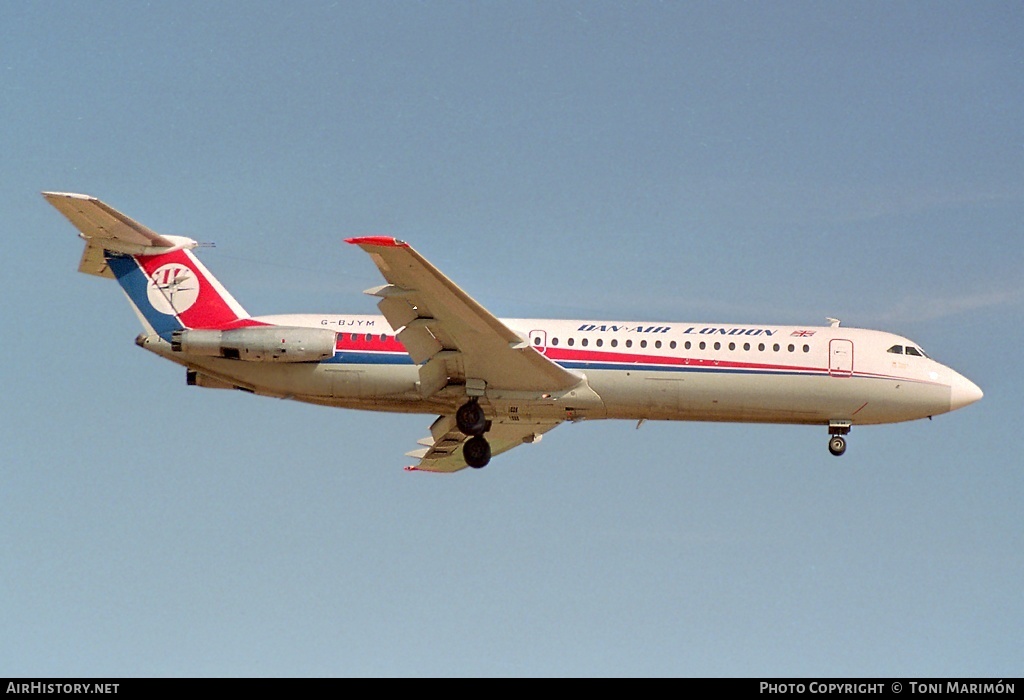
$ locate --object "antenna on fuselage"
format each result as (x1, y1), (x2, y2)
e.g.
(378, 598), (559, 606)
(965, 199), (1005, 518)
(827, 317), (841, 328)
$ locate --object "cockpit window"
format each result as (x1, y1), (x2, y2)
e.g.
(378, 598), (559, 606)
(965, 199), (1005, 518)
(889, 343), (931, 359)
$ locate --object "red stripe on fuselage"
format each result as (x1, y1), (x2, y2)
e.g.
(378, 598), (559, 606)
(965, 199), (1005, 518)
(335, 332), (408, 352)
(542, 346), (821, 374)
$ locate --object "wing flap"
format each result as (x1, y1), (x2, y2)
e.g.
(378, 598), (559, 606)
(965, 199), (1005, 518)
(377, 295), (419, 329)
(406, 419), (560, 473)
(397, 324), (444, 364)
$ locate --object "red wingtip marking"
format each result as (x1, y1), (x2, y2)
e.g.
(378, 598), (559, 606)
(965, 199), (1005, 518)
(404, 465), (418, 471)
(345, 236), (408, 248)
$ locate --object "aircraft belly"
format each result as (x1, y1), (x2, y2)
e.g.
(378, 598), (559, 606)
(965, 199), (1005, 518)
(181, 358), (330, 397)
(587, 369), (949, 425)
(180, 358), (421, 403)
(325, 363), (420, 399)
(843, 379), (950, 425)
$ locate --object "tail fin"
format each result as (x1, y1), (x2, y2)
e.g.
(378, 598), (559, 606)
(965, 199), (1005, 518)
(44, 192), (249, 337)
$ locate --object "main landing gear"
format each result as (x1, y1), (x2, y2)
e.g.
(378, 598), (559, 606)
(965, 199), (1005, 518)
(828, 420), (851, 457)
(457, 399), (492, 469)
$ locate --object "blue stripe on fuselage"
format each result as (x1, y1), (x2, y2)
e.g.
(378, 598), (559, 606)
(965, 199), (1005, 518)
(555, 359), (823, 377)
(320, 352), (924, 387)
(557, 360), (819, 376)
(325, 351), (416, 365)
(322, 350), (823, 377)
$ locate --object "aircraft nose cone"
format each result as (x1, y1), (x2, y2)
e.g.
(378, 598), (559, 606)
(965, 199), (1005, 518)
(950, 373), (983, 411)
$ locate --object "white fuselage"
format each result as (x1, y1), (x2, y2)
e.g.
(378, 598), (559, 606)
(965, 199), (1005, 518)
(143, 313), (982, 429)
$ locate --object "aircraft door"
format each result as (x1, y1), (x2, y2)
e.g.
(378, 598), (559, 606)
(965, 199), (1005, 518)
(530, 329), (548, 355)
(645, 377), (682, 417)
(329, 369), (363, 397)
(829, 339), (854, 377)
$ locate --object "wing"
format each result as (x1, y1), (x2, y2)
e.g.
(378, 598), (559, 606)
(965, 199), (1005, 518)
(346, 237), (580, 396)
(405, 416), (561, 473)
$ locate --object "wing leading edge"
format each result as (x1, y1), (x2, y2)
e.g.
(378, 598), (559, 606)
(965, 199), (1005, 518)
(346, 236), (581, 472)
(346, 237), (579, 394)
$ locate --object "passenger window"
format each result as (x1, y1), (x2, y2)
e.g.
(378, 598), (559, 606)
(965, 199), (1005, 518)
(803, 344), (810, 353)
(381, 334), (387, 342)
(365, 333), (373, 341)
(743, 343), (750, 351)
(567, 338), (574, 347)
(551, 338), (559, 346)
(670, 341), (677, 349)
(728, 342), (736, 351)
(758, 343), (765, 351)
(626, 340), (633, 348)
(611, 339), (618, 348)
(640, 340), (648, 349)
(596, 339), (603, 348)
(699, 341), (706, 350)
(655, 340), (662, 349)
(351, 333), (359, 342)
(714, 342), (721, 350)
(773, 344), (780, 352)
(581, 338), (588, 347)
(685, 341), (691, 350)
(788, 344), (795, 352)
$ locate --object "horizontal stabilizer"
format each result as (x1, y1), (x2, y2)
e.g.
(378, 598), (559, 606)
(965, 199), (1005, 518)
(43, 192), (201, 262)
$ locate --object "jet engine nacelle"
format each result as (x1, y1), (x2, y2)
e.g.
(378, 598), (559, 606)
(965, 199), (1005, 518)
(170, 327), (338, 363)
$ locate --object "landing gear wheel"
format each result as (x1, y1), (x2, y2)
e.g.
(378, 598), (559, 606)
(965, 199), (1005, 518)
(464, 435), (491, 469)
(828, 435), (847, 457)
(456, 400), (488, 436)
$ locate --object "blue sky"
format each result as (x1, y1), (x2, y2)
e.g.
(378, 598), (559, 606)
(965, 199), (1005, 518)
(2, 1), (1021, 677)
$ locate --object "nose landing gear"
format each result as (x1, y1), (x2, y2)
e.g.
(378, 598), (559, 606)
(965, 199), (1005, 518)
(828, 435), (847, 456)
(828, 420), (851, 457)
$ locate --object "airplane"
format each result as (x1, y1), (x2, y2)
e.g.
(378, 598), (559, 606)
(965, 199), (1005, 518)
(44, 191), (984, 472)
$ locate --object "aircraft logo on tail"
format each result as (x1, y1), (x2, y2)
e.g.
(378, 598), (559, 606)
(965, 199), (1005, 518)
(147, 263), (199, 315)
